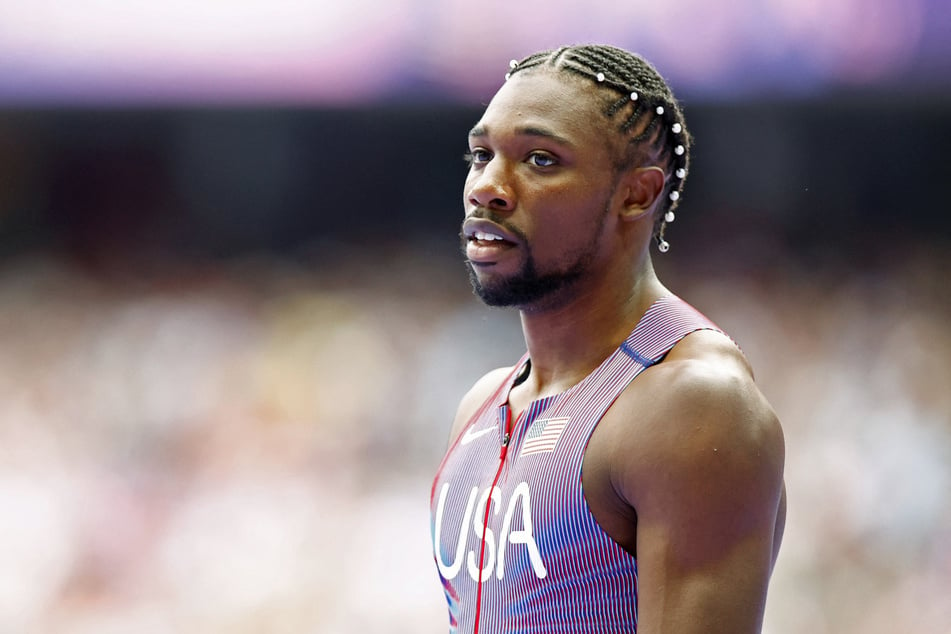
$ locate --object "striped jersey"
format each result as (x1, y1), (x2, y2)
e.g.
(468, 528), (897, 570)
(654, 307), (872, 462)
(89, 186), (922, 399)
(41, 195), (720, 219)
(430, 295), (720, 633)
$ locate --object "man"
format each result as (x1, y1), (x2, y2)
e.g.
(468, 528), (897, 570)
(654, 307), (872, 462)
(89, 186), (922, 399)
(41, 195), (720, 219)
(430, 44), (786, 634)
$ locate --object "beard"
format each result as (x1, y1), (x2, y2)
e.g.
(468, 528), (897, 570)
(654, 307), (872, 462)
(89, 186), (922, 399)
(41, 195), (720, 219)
(464, 249), (592, 308)
(461, 203), (608, 309)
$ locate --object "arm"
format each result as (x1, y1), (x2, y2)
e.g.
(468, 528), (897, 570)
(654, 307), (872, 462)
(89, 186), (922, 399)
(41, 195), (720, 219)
(618, 333), (786, 633)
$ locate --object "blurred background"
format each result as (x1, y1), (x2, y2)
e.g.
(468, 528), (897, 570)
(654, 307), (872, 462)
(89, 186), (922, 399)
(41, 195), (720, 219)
(0, 1), (949, 632)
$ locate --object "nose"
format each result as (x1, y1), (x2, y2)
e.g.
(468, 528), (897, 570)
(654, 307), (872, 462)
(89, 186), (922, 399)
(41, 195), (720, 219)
(466, 159), (515, 212)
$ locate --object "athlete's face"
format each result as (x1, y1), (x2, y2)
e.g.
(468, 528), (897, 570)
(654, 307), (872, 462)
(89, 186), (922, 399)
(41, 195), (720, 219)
(461, 70), (622, 309)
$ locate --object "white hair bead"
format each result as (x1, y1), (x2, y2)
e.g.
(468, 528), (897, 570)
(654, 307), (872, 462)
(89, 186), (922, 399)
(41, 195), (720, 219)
(596, 72), (605, 82)
(675, 168), (686, 179)
(630, 91), (638, 101)
(665, 211), (676, 223)
(672, 123), (682, 134)
(509, 59), (519, 69)
(669, 191), (680, 202)
(504, 72), (511, 81)
(656, 106), (665, 115)
(658, 239), (670, 253)
(674, 144), (685, 156)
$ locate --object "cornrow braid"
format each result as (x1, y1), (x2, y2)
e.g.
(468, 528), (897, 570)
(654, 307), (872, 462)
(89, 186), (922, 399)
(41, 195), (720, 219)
(507, 45), (690, 252)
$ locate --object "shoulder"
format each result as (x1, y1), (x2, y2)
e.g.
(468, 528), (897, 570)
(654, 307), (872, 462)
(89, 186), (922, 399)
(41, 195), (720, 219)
(645, 329), (778, 440)
(445, 366), (514, 448)
(608, 328), (785, 514)
(606, 329), (788, 632)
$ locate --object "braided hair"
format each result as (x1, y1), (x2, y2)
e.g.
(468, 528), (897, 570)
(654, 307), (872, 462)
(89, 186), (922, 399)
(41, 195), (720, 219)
(507, 45), (689, 250)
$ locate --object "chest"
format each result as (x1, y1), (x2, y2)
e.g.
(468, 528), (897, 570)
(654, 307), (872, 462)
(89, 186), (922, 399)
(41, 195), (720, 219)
(434, 399), (606, 571)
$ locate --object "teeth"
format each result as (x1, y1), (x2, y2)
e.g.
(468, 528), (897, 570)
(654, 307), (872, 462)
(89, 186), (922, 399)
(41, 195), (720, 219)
(473, 231), (504, 241)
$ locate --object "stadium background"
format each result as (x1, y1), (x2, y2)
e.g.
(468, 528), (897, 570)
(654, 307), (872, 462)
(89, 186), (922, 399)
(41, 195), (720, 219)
(0, 1), (949, 632)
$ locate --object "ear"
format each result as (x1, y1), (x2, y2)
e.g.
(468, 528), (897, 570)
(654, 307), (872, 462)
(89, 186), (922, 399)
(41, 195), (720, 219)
(617, 166), (666, 222)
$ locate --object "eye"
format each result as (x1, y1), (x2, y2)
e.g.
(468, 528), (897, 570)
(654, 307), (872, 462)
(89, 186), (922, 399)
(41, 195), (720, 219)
(527, 152), (558, 168)
(464, 148), (492, 166)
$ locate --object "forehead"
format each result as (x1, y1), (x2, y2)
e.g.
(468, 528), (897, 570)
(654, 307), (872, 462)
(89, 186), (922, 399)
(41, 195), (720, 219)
(472, 70), (610, 147)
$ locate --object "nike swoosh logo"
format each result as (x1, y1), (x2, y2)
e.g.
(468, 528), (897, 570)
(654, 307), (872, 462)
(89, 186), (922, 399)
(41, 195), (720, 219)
(459, 425), (498, 445)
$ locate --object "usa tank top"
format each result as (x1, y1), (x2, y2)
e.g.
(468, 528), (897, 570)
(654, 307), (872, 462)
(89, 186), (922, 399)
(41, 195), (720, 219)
(430, 295), (720, 633)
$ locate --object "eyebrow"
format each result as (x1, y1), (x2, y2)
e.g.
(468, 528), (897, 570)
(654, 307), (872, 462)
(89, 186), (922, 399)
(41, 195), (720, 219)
(468, 124), (575, 148)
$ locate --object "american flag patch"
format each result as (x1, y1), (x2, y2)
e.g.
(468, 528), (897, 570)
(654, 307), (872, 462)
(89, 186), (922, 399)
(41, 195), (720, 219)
(520, 417), (570, 457)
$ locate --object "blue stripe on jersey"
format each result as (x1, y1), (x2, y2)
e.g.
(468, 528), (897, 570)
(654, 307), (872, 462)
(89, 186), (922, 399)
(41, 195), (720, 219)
(619, 341), (655, 367)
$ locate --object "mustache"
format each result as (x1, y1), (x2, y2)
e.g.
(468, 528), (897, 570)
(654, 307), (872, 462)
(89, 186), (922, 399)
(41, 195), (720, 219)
(465, 207), (504, 223)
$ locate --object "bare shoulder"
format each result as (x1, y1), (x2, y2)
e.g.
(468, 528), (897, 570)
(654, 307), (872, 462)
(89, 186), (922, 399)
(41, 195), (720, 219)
(445, 366), (514, 448)
(600, 330), (787, 632)
(608, 328), (785, 517)
(632, 328), (781, 452)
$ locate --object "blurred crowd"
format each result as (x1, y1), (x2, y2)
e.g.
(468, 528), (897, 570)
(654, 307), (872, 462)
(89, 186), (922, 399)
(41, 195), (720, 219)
(0, 240), (948, 633)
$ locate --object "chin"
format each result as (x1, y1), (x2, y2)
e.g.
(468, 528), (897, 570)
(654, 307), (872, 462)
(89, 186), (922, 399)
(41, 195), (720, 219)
(469, 272), (565, 309)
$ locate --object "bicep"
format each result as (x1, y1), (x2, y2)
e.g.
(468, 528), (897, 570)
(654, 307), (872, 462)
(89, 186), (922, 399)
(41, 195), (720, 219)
(624, 373), (785, 633)
(635, 510), (779, 633)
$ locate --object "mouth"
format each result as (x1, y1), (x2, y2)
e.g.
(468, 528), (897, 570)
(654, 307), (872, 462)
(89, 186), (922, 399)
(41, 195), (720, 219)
(462, 219), (518, 265)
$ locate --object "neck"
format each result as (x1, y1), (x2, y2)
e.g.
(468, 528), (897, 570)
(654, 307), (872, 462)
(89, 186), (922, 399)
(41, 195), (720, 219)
(514, 256), (667, 403)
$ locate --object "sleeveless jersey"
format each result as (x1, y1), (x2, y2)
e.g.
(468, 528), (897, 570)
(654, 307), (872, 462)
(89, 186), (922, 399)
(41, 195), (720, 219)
(430, 295), (720, 633)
